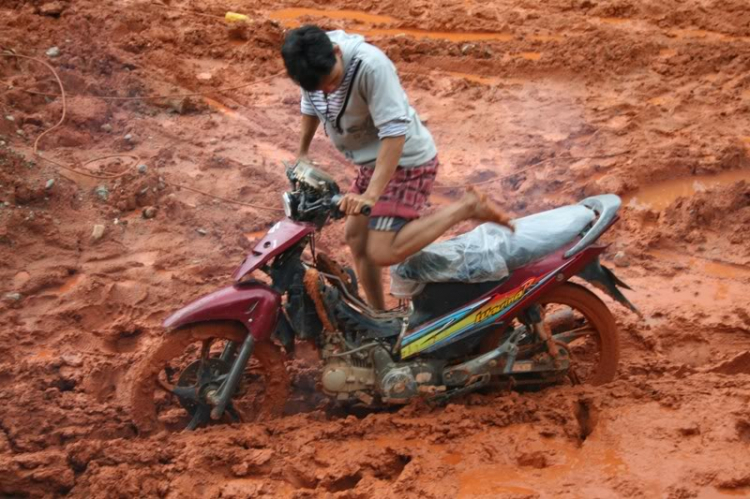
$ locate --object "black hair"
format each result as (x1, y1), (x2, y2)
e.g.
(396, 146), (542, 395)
(281, 25), (336, 91)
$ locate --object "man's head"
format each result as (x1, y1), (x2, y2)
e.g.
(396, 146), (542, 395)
(281, 25), (344, 94)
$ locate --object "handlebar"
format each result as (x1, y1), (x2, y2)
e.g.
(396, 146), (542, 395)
(330, 194), (372, 217)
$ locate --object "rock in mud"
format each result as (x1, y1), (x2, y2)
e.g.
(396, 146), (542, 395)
(45, 179), (55, 190)
(61, 353), (83, 368)
(4, 292), (22, 302)
(91, 224), (105, 241)
(142, 206), (157, 219)
(46, 46), (60, 58)
(39, 2), (66, 17)
(94, 185), (109, 201)
(100, 123), (112, 133)
(196, 228), (208, 236)
(614, 251), (630, 267)
(137, 164), (148, 174)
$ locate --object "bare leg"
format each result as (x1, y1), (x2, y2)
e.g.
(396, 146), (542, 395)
(366, 187), (513, 267)
(344, 215), (385, 309)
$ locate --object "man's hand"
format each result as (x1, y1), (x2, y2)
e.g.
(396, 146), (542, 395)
(338, 193), (376, 216)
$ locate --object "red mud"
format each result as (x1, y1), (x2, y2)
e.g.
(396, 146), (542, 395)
(1, 0), (750, 497)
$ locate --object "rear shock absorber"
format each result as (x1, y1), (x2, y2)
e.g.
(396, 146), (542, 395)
(525, 305), (562, 367)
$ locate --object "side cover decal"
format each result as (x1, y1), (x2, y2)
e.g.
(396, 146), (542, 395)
(400, 273), (552, 359)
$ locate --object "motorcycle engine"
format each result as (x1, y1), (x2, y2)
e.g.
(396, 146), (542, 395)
(320, 333), (444, 405)
(320, 333), (377, 404)
(371, 345), (444, 403)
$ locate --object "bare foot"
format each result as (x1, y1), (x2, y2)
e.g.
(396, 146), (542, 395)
(462, 186), (515, 231)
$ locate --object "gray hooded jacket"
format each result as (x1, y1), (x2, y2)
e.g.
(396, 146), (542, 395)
(301, 31), (437, 168)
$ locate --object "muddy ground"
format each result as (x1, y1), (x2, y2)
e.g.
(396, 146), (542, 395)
(1, 0), (750, 497)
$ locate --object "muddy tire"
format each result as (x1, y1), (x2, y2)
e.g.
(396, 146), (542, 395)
(539, 282), (620, 385)
(131, 321), (289, 433)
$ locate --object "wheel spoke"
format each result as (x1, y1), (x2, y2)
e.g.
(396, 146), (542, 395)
(553, 326), (597, 343)
(171, 384), (200, 401)
(186, 405), (211, 431)
(195, 339), (213, 382)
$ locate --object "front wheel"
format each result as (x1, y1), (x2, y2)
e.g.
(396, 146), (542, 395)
(131, 321), (289, 433)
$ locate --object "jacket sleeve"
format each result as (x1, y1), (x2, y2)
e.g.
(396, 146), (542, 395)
(360, 57), (411, 131)
(300, 89), (317, 117)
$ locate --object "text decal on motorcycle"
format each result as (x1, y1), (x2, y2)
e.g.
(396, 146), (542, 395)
(474, 278), (538, 324)
(400, 277), (540, 358)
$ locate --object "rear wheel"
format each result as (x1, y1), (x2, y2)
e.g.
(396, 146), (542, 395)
(480, 282), (619, 385)
(131, 321), (289, 433)
(538, 282), (620, 385)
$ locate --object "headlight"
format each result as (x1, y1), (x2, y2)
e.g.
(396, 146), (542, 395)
(282, 192), (293, 218)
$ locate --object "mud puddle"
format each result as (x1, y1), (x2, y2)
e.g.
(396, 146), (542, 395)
(245, 230), (267, 242)
(203, 97), (249, 122)
(625, 169), (750, 210)
(446, 72), (525, 86)
(457, 430), (633, 497)
(668, 28), (750, 43)
(599, 17), (631, 25)
(269, 8), (395, 25)
(529, 34), (565, 42)
(649, 249), (750, 280)
(520, 52), (542, 60)
(270, 8), (514, 42)
(54, 273), (85, 295)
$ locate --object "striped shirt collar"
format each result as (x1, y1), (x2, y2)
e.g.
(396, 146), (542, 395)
(304, 56), (361, 128)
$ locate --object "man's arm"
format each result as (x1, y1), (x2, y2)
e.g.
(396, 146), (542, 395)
(339, 135), (405, 216)
(298, 114), (320, 161)
(364, 135), (405, 200)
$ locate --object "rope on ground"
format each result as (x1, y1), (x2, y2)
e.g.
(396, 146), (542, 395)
(2, 71), (286, 101)
(1, 52), (135, 180)
(1, 51), (283, 211)
(167, 181), (283, 211)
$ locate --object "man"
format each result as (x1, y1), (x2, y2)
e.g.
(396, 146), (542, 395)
(281, 25), (513, 310)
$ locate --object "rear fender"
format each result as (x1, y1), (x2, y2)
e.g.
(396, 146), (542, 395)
(577, 257), (640, 315)
(163, 282), (281, 341)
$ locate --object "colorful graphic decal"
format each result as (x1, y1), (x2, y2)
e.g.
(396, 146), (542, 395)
(400, 276), (543, 359)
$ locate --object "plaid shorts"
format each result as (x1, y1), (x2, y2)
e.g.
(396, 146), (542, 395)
(351, 156), (438, 232)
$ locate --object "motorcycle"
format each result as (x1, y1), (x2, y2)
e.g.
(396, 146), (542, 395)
(131, 162), (637, 432)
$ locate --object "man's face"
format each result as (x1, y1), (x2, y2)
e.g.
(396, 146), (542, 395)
(316, 46), (344, 94)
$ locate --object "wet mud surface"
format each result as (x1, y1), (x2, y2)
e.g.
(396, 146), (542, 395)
(1, 0), (749, 497)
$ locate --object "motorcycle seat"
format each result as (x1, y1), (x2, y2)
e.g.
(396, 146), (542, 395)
(390, 204), (596, 298)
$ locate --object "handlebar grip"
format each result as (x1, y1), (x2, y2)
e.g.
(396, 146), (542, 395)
(330, 194), (372, 217)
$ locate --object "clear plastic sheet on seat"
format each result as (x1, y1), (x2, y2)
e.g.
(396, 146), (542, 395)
(391, 204), (596, 287)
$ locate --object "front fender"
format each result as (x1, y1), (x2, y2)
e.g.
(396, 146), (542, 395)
(163, 282), (281, 341)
